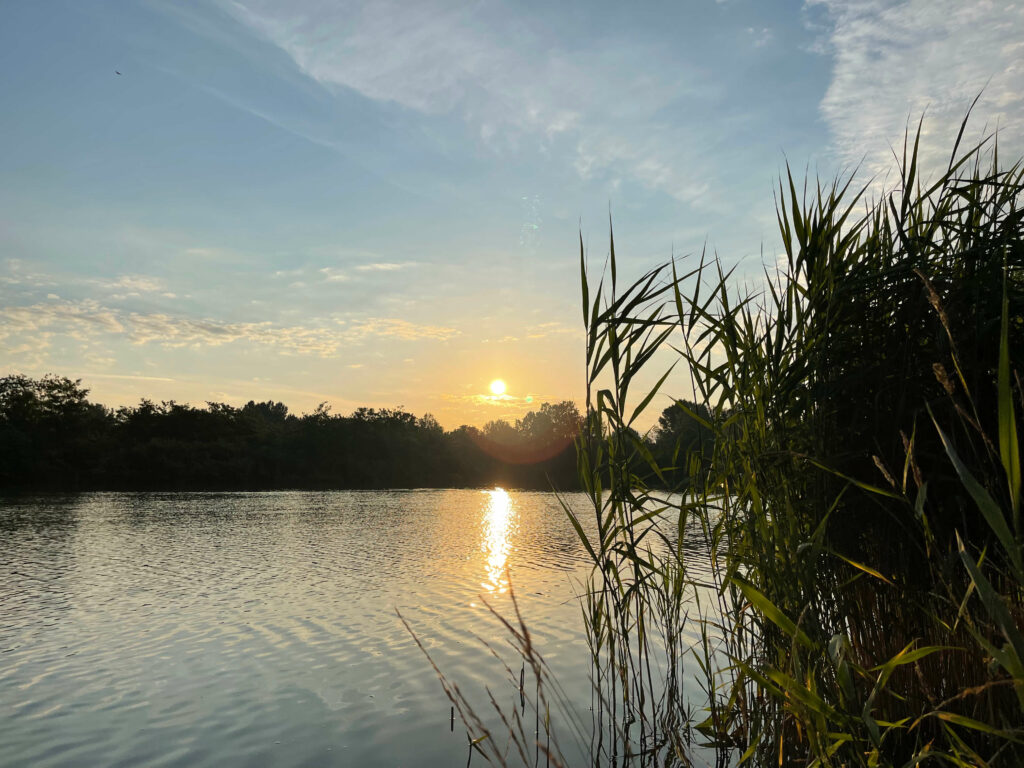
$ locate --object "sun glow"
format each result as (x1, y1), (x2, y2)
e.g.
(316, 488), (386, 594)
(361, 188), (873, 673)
(489, 379), (506, 395)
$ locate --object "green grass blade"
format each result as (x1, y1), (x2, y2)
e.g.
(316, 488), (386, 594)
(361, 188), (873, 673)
(932, 410), (1023, 577)
(998, 280), (1021, 522)
(734, 578), (814, 650)
(957, 534), (1024, 665)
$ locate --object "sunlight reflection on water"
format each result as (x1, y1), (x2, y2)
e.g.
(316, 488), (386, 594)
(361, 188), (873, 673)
(482, 487), (516, 593)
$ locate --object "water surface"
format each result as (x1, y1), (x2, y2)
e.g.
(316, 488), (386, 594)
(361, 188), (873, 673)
(3, 490), (602, 767)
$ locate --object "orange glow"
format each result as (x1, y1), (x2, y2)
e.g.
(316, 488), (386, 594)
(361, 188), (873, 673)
(489, 379), (507, 395)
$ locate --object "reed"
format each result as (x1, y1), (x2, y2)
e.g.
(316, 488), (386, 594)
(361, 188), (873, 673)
(569, 108), (1024, 766)
(411, 108), (1023, 767)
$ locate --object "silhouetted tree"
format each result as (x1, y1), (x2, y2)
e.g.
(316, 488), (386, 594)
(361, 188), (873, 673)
(0, 376), (586, 492)
(652, 399), (714, 488)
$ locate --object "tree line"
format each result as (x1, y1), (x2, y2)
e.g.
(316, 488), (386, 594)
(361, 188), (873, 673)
(0, 373), (709, 491)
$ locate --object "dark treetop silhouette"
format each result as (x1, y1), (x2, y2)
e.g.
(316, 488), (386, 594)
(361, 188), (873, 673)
(0, 374), (710, 492)
(0, 375), (567, 490)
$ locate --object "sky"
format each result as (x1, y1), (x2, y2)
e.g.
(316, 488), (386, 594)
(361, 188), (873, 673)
(1, 0), (1022, 429)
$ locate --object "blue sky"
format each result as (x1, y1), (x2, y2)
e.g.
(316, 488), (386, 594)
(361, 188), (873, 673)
(2, 0), (1022, 427)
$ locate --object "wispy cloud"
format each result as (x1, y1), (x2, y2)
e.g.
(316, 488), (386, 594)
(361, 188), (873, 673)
(78, 373), (178, 382)
(98, 274), (166, 293)
(811, 0), (1024, 181)
(0, 259), (57, 288)
(345, 317), (457, 341)
(317, 261), (417, 281)
(0, 299), (459, 358)
(524, 321), (581, 340)
(91, 274), (173, 300)
(2, 300), (126, 338)
(747, 27), (773, 48)
(223, 0), (721, 205)
(354, 261), (417, 272)
(1, 262), (173, 299)
(318, 267), (351, 283)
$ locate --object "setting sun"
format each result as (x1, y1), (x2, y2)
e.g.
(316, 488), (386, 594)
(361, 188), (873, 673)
(489, 379), (507, 395)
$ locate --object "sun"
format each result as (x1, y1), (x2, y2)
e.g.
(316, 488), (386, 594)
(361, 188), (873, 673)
(489, 379), (507, 396)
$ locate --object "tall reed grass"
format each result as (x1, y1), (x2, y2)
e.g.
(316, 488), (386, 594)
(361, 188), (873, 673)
(416, 110), (1024, 767)
(569, 110), (1024, 766)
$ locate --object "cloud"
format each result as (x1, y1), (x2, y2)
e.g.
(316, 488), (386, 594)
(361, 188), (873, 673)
(319, 262), (417, 280)
(79, 373), (177, 382)
(227, 1), (577, 124)
(354, 261), (417, 272)
(747, 27), (773, 48)
(90, 274), (170, 300)
(0, 263), (172, 299)
(524, 321), (581, 340)
(0, 299), (460, 358)
(319, 267), (351, 283)
(573, 131), (713, 205)
(811, 0), (1024, 182)
(2, 299), (126, 338)
(222, 0), (720, 204)
(347, 317), (457, 341)
(0, 259), (57, 288)
(99, 274), (166, 293)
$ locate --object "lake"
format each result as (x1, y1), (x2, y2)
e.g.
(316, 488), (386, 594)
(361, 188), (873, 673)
(2, 490), (610, 767)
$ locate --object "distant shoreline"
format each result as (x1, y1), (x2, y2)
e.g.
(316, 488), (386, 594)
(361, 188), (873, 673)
(0, 482), (572, 495)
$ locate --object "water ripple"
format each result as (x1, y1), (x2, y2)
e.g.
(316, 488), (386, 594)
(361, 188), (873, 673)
(0, 489), (711, 767)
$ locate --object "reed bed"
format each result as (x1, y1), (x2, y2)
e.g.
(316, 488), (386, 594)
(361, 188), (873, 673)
(413, 110), (1024, 767)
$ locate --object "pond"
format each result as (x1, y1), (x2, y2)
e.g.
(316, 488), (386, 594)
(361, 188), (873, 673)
(2, 490), (611, 767)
